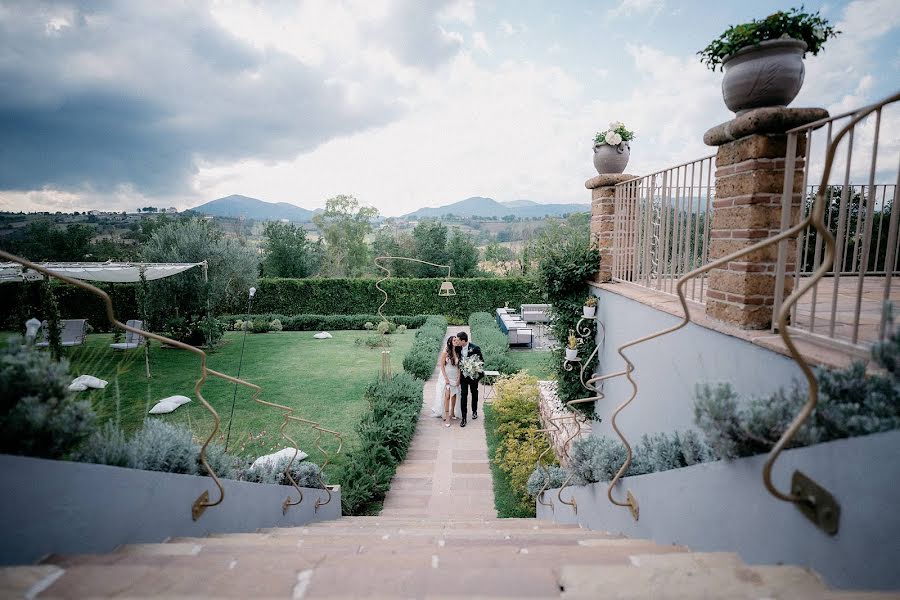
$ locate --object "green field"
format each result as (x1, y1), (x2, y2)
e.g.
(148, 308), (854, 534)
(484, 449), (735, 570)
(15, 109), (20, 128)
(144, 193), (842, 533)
(32, 330), (415, 471)
(510, 350), (555, 380)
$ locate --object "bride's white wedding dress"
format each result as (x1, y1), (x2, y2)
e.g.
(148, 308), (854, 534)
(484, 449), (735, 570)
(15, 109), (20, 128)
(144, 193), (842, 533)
(431, 355), (463, 419)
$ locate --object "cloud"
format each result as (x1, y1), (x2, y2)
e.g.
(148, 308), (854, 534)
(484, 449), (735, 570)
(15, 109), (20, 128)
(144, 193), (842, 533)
(438, 0), (476, 27)
(472, 32), (491, 54)
(0, 1), (462, 198)
(606, 0), (665, 19)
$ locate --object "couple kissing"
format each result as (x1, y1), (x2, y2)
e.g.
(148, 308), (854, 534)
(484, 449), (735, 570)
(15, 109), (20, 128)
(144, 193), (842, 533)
(432, 331), (484, 428)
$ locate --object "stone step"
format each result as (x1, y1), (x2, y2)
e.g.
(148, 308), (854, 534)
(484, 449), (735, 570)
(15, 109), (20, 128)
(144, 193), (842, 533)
(302, 565), (561, 598)
(258, 526), (598, 538)
(560, 564), (828, 599)
(629, 551), (745, 569)
(0, 565), (65, 599)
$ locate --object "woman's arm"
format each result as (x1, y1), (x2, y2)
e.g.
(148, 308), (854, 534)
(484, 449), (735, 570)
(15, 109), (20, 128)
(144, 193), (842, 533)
(439, 350), (448, 382)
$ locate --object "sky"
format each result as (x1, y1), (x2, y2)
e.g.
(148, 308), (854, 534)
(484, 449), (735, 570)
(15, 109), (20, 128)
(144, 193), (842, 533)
(0, 0), (898, 217)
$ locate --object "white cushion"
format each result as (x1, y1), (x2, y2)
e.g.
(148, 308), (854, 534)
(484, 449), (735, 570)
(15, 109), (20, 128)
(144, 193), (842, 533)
(313, 332), (333, 339)
(69, 375), (108, 392)
(110, 342), (140, 350)
(148, 395), (192, 414)
(251, 447), (308, 470)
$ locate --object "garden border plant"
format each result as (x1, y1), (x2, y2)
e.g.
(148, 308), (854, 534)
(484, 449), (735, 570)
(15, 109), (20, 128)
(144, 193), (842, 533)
(469, 312), (516, 375)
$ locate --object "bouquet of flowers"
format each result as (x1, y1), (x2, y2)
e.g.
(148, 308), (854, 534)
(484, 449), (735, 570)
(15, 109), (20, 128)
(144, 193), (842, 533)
(594, 121), (635, 147)
(460, 355), (484, 379)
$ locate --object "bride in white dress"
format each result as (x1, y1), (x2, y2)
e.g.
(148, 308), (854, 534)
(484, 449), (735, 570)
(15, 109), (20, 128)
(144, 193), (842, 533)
(432, 335), (463, 425)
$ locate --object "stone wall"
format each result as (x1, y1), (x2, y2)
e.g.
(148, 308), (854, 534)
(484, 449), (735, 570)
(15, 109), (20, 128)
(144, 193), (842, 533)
(538, 380), (592, 466)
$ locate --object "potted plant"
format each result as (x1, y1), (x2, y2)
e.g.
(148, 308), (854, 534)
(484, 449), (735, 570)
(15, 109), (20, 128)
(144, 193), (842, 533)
(583, 296), (598, 318)
(698, 7), (839, 114)
(565, 329), (579, 361)
(593, 122), (635, 174)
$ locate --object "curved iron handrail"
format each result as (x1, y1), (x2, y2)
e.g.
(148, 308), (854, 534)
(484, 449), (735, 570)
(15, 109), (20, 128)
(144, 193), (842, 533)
(0, 250), (234, 521)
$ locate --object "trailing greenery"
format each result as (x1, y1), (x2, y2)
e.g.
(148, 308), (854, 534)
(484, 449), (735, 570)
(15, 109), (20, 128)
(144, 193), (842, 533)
(468, 312), (516, 374)
(0, 336), (96, 459)
(227, 277), (541, 320)
(537, 232), (601, 418)
(402, 316), (449, 380)
(694, 323), (900, 459)
(485, 372), (553, 516)
(340, 373), (424, 515)
(698, 7), (839, 71)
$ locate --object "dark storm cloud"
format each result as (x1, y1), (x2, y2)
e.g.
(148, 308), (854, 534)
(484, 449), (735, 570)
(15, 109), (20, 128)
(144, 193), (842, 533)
(0, 1), (460, 195)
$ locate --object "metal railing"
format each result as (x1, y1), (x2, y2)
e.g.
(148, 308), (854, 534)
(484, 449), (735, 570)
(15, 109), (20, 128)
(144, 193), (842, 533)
(611, 155), (716, 304)
(774, 95), (900, 353)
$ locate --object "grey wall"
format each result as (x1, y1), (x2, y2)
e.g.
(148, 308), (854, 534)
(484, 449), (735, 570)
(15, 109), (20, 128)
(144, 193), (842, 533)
(0, 455), (341, 565)
(537, 430), (900, 591)
(589, 287), (805, 440)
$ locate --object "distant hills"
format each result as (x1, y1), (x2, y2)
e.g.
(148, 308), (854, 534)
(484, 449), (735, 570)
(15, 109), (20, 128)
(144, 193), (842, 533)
(402, 196), (589, 219)
(191, 195), (316, 222)
(191, 194), (589, 222)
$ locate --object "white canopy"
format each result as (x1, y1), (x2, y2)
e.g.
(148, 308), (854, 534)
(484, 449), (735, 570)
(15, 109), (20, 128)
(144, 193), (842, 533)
(0, 261), (206, 283)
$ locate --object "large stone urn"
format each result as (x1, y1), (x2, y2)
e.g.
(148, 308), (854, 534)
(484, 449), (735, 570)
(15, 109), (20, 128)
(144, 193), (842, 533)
(722, 38), (807, 114)
(592, 142), (630, 174)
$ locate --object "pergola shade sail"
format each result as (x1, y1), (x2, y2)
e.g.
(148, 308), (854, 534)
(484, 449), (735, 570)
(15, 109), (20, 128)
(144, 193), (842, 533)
(0, 262), (206, 283)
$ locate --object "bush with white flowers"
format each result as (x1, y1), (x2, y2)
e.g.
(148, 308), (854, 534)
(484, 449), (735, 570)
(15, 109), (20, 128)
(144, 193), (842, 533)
(594, 121), (635, 147)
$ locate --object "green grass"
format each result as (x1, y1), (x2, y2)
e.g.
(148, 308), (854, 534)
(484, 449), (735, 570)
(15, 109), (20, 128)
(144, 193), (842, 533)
(35, 329), (415, 476)
(483, 404), (536, 518)
(510, 350), (555, 380)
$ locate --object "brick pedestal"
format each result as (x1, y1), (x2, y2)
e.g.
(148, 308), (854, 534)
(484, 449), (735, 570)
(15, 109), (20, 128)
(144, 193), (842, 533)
(703, 107), (828, 329)
(587, 173), (636, 282)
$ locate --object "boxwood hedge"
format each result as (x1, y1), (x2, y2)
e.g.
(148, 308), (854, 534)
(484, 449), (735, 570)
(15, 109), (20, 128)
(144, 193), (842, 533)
(469, 312), (516, 375)
(402, 316), (448, 380)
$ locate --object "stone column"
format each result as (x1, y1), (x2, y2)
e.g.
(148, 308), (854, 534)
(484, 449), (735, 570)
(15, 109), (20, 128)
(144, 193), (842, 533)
(587, 173), (637, 283)
(702, 107), (827, 329)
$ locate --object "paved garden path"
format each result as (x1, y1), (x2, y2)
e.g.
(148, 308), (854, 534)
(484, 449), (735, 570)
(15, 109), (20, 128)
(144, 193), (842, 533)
(381, 326), (497, 518)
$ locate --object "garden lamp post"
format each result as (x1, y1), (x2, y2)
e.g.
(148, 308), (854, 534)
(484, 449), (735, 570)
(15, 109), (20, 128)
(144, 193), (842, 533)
(224, 286), (256, 452)
(373, 257), (457, 378)
(25, 317), (41, 345)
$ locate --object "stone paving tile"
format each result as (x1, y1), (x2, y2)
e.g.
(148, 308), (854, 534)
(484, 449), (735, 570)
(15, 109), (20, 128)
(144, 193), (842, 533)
(382, 326), (496, 519)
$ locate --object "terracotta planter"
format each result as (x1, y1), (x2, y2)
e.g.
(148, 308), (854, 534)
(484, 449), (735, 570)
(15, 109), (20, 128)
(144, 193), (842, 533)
(565, 348), (578, 361)
(583, 305), (597, 318)
(722, 38), (807, 114)
(593, 142), (630, 174)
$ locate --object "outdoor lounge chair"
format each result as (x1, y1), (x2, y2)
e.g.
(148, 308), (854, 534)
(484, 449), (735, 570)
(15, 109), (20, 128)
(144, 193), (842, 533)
(35, 319), (87, 348)
(110, 320), (147, 350)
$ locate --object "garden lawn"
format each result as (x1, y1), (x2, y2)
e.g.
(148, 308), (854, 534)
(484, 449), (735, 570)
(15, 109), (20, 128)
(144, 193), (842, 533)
(37, 330), (415, 476)
(511, 350), (555, 380)
(483, 404), (536, 518)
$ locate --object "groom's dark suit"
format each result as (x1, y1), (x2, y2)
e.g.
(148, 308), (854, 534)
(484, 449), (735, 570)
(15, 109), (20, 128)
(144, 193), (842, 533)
(459, 342), (484, 422)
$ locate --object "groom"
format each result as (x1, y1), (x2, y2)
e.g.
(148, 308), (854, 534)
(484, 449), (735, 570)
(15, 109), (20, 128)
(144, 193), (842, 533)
(455, 332), (484, 428)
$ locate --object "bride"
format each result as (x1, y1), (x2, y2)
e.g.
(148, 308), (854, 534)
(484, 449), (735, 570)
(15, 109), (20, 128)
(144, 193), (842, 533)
(432, 335), (463, 425)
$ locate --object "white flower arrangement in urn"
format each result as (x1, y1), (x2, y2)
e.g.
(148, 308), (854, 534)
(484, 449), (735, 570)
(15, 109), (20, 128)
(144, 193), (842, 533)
(593, 121), (635, 175)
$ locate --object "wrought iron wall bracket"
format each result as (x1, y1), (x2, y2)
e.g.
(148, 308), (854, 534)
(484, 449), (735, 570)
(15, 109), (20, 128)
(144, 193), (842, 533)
(791, 470), (840, 535)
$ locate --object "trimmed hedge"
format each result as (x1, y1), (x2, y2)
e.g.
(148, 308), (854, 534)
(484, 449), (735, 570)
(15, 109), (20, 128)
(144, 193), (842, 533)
(402, 316), (448, 380)
(340, 373), (424, 515)
(1, 277), (540, 331)
(225, 277), (541, 320)
(219, 313), (430, 332)
(469, 312), (516, 375)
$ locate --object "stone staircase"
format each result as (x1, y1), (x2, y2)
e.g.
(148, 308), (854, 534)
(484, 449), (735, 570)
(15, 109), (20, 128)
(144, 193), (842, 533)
(2, 516), (889, 598)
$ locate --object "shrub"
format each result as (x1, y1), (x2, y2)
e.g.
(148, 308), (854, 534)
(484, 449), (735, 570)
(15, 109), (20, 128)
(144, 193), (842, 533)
(568, 435), (633, 484)
(486, 372), (552, 509)
(269, 319), (283, 332)
(402, 316), (448, 380)
(218, 313), (429, 333)
(356, 335), (390, 349)
(75, 421), (130, 467)
(0, 336), (96, 459)
(376, 321), (392, 335)
(241, 455), (325, 488)
(396, 325), (407, 334)
(250, 320), (271, 334)
(469, 312), (516, 374)
(339, 372), (424, 515)
(527, 465), (577, 498)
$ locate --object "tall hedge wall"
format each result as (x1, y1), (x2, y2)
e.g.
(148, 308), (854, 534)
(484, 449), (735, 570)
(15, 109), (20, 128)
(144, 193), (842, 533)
(226, 277), (542, 321)
(1, 277), (541, 331)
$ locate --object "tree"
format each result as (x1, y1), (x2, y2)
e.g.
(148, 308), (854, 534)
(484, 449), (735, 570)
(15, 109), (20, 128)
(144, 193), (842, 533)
(312, 195), (378, 277)
(142, 219), (258, 344)
(411, 220), (449, 276)
(372, 229), (417, 277)
(446, 230), (479, 277)
(261, 221), (318, 278)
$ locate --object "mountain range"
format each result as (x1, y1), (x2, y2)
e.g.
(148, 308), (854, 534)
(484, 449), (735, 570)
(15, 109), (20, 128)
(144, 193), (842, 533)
(190, 195), (588, 222)
(191, 195), (317, 222)
(402, 197), (589, 219)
